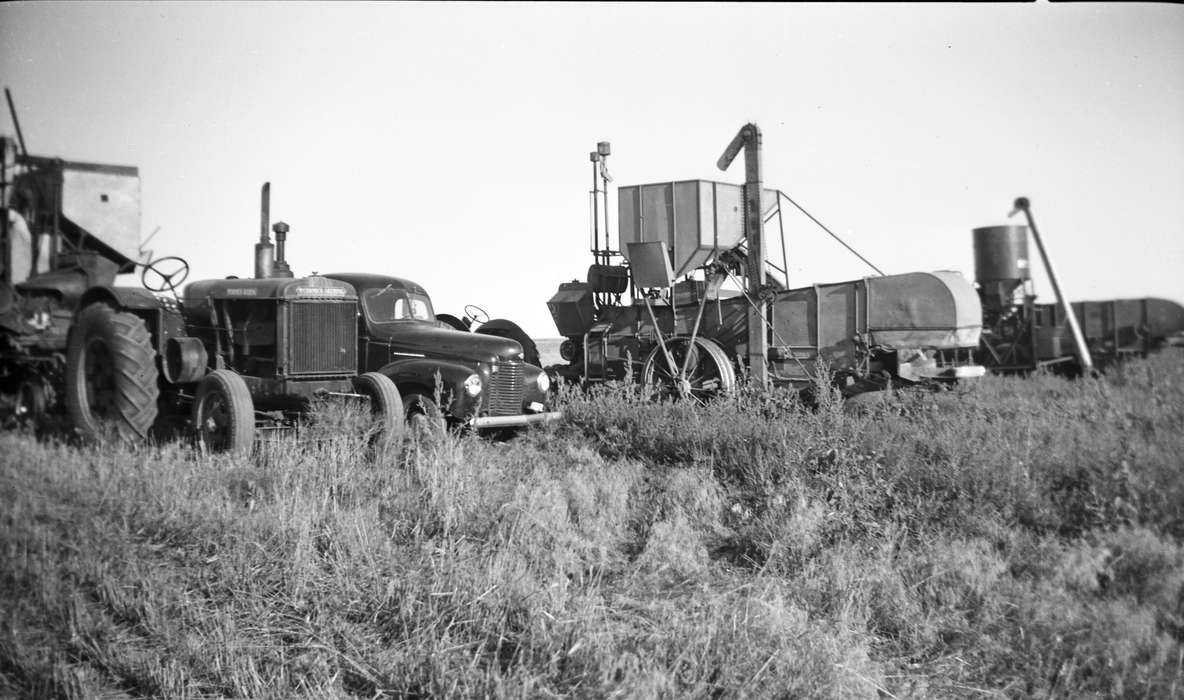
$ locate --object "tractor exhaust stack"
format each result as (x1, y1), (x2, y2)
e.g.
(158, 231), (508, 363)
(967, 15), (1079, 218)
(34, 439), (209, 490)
(255, 182), (275, 279)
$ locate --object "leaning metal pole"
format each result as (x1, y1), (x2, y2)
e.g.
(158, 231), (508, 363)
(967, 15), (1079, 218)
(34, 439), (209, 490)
(718, 123), (769, 386)
(1010, 197), (1094, 374)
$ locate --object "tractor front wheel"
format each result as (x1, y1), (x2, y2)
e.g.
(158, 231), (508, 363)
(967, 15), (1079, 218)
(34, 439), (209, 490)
(352, 372), (404, 451)
(192, 369), (255, 457)
(65, 304), (160, 442)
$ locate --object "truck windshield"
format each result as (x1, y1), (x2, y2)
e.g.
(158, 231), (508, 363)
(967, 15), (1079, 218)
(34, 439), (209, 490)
(362, 287), (435, 322)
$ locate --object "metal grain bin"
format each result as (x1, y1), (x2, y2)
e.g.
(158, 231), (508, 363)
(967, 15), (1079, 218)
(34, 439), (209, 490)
(617, 180), (779, 280)
(973, 225), (1030, 310)
(60, 161), (142, 266)
(973, 225), (1030, 284)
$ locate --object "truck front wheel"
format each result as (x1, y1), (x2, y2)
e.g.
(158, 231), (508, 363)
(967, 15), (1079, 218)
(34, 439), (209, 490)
(403, 392), (446, 439)
(65, 304), (160, 442)
(192, 369), (254, 457)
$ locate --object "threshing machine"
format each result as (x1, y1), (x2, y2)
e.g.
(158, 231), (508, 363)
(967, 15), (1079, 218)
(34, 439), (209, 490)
(546, 125), (986, 399)
(972, 198), (1184, 374)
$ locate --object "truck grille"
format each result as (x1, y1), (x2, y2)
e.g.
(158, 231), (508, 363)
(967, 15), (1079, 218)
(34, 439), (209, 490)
(287, 301), (357, 375)
(486, 361), (525, 416)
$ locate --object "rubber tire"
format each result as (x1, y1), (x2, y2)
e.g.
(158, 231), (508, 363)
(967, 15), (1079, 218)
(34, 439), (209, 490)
(65, 304), (160, 442)
(476, 319), (541, 367)
(403, 392), (446, 439)
(192, 369), (255, 457)
(14, 378), (47, 427)
(435, 313), (469, 332)
(352, 372), (404, 449)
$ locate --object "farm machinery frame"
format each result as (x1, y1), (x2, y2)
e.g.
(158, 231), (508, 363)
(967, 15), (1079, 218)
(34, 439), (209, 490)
(970, 198), (1184, 375)
(545, 124), (986, 399)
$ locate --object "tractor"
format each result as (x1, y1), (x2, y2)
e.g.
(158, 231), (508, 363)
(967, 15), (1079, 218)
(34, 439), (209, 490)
(61, 183), (403, 454)
(1, 91), (400, 452)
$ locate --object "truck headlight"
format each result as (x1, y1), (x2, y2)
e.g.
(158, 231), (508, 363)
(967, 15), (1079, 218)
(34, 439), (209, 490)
(535, 371), (550, 393)
(464, 374), (483, 397)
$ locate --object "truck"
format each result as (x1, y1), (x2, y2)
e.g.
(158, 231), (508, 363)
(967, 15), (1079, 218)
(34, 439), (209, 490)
(324, 273), (559, 433)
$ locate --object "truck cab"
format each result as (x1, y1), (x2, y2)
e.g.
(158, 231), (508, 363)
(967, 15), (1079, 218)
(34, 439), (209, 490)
(325, 272), (559, 430)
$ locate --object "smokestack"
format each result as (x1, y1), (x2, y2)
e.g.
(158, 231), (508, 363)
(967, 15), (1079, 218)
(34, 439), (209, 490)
(255, 182), (274, 279)
(271, 221), (293, 278)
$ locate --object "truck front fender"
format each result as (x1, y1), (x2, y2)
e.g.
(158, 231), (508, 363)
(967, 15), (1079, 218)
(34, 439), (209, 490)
(377, 357), (482, 417)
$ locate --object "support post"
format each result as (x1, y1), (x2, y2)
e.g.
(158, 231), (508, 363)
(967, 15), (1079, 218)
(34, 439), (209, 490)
(718, 123), (769, 386)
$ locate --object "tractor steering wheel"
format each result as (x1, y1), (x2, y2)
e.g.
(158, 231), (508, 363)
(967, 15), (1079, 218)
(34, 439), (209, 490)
(463, 304), (490, 325)
(141, 256), (191, 294)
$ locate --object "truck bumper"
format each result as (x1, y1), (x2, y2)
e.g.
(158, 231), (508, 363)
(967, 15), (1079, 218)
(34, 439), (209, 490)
(470, 411), (563, 429)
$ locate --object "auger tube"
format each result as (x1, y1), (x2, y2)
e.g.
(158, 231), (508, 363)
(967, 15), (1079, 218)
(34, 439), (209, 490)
(1010, 197), (1094, 373)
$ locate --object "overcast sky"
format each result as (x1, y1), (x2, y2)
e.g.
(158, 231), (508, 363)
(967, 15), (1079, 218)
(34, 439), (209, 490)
(3, 2), (1181, 338)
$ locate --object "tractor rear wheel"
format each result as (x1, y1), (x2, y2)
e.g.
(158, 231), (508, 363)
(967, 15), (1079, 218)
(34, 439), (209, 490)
(403, 391), (446, 439)
(352, 372), (404, 451)
(476, 319), (541, 367)
(192, 369), (255, 457)
(65, 304), (160, 442)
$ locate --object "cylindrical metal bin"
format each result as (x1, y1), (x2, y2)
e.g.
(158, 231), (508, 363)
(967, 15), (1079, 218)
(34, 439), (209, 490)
(973, 225), (1030, 284)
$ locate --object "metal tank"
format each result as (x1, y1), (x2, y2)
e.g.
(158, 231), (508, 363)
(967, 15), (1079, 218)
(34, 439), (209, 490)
(617, 180), (779, 281)
(972, 225), (1029, 311)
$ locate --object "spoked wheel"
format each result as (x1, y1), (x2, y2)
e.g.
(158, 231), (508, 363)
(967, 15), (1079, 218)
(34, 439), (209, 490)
(192, 370), (255, 457)
(352, 372), (404, 451)
(641, 337), (736, 402)
(403, 392), (446, 440)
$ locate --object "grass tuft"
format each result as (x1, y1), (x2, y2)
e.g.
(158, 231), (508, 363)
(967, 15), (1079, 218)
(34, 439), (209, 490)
(2, 351), (1183, 697)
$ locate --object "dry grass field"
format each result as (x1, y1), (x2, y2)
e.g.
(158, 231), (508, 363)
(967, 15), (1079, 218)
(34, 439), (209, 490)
(2, 352), (1183, 698)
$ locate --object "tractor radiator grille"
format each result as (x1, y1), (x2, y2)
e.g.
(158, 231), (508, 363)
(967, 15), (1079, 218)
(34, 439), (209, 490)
(486, 361), (525, 416)
(287, 301), (357, 375)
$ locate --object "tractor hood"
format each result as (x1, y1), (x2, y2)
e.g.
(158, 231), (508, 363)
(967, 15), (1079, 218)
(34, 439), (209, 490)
(183, 276), (356, 311)
(369, 322), (524, 365)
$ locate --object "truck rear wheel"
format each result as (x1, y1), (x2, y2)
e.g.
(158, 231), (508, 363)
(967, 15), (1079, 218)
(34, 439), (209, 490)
(65, 304), (160, 442)
(403, 392), (446, 439)
(192, 369), (255, 457)
(352, 372), (404, 450)
(14, 377), (48, 427)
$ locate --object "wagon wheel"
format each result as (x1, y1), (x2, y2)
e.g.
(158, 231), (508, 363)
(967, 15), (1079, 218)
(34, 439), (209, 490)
(641, 337), (736, 402)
